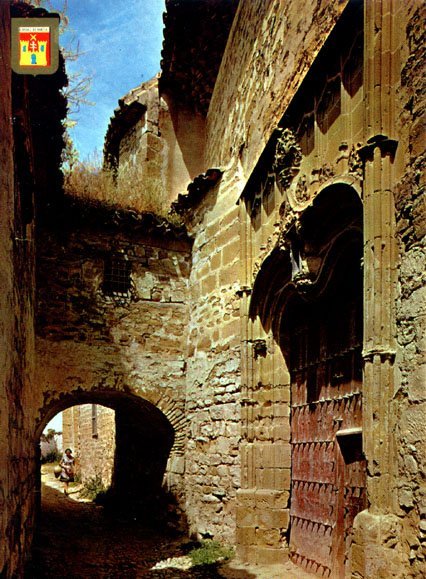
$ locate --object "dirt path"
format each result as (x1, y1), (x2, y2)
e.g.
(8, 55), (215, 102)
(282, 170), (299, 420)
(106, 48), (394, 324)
(27, 468), (313, 578)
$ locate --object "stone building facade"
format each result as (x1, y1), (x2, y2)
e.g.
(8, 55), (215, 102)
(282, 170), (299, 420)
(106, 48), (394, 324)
(62, 404), (115, 486)
(118, 0), (424, 576)
(0, 1), (425, 578)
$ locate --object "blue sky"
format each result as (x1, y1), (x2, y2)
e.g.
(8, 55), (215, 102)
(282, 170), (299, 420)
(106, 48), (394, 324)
(61, 0), (165, 161)
(44, 413), (62, 433)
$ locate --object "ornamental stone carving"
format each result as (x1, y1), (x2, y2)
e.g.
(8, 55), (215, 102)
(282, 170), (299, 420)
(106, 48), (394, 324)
(310, 163), (335, 187)
(348, 143), (363, 178)
(273, 128), (302, 189)
(295, 173), (309, 204)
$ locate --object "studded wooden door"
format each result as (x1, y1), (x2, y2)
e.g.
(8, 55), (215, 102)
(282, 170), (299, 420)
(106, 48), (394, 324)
(286, 278), (366, 578)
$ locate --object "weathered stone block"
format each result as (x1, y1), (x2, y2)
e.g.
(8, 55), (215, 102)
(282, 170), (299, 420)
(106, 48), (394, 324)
(255, 527), (281, 547)
(236, 526), (256, 546)
(258, 507), (290, 530)
(254, 546), (288, 566)
(274, 468), (291, 491)
(236, 505), (256, 527)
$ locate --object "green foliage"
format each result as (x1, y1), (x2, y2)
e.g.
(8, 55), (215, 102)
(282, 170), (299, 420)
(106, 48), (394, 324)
(188, 540), (234, 567)
(78, 474), (106, 501)
(69, 472), (81, 485)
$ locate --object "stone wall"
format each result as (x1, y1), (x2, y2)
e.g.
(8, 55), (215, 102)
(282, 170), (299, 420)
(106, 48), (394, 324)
(63, 405), (115, 486)
(181, 0), (352, 551)
(35, 202), (192, 515)
(181, 171), (242, 543)
(0, 3), (66, 575)
(392, 2), (426, 576)
(181, 0), (425, 574)
(0, 6), (34, 575)
(104, 77), (206, 211)
(206, 0), (349, 173)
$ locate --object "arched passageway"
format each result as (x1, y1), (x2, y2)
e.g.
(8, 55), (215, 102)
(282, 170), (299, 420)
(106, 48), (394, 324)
(35, 390), (180, 527)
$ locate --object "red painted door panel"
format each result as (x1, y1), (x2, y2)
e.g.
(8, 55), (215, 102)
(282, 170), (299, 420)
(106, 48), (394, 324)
(287, 291), (366, 578)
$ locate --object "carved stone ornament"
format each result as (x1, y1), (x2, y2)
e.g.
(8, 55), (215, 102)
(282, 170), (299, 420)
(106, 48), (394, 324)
(273, 128), (302, 189)
(293, 269), (314, 294)
(348, 143), (363, 178)
(295, 173), (309, 204)
(310, 163), (335, 187)
(277, 204), (298, 252)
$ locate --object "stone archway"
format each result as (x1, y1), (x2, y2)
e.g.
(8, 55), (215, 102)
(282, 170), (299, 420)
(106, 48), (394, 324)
(248, 183), (365, 577)
(35, 388), (187, 528)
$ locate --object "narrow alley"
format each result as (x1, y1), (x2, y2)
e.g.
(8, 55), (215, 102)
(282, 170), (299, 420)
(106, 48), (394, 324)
(29, 473), (220, 579)
(2, 1), (423, 578)
(28, 468), (226, 578)
(27, 469), (308, 579)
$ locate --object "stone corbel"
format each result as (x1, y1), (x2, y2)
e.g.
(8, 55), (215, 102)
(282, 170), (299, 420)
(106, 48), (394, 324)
(362, 347), (396, 364)
(358, 134), (398, 163)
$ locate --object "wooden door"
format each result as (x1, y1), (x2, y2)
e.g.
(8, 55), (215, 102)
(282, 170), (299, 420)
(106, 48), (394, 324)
(287, 281), (366, 577)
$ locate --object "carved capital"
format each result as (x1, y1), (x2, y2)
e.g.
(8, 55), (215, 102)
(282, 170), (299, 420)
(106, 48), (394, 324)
(348, 143), (364, 178)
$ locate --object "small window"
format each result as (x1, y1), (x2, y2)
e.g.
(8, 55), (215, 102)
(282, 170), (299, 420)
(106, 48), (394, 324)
(91, 404), (98, 438)
(103, 255), (131, 296)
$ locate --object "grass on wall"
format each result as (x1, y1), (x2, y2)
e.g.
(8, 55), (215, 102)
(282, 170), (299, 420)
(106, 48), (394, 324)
(64, 153), (168, 217)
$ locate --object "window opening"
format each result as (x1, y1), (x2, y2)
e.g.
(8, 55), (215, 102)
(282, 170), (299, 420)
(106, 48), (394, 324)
(91, 404), (98, 438)
(103, 255), (131, 296)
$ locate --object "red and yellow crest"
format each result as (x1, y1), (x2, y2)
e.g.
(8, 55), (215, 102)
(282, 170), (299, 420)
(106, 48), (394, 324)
(11, 17), (59, 75)
(19, 27), (51, 67)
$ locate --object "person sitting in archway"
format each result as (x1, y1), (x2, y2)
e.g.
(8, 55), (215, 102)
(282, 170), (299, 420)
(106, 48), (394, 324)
(59, 448), (75, 496)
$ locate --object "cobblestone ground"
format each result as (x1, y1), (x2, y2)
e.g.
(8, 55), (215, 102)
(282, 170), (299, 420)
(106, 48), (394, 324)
(27, 467), (313, 579)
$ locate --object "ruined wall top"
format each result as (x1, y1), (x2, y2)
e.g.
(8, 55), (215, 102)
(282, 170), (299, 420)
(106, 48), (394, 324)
(103, 76), (159, 172)
(160, 0), (239, 115)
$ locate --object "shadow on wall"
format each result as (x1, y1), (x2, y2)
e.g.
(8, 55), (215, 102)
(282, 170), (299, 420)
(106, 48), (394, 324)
(161, 93), (206, 199)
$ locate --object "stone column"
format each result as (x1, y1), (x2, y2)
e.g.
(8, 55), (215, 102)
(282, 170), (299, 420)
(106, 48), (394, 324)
(352, 1), (407, 577)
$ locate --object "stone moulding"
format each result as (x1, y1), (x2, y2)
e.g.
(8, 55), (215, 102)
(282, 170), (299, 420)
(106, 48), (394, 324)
(250, 179), (363, 322)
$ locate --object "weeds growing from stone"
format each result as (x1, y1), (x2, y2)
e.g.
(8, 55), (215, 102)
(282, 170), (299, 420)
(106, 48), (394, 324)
(78, 474), (106, 501)
(64, 152), (169, 217)
(188, 540), (234, 567)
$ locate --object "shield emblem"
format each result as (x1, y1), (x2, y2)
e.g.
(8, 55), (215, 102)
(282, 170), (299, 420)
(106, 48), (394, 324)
(19, 26), (51, 67)
(11, 17), (59, 75)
